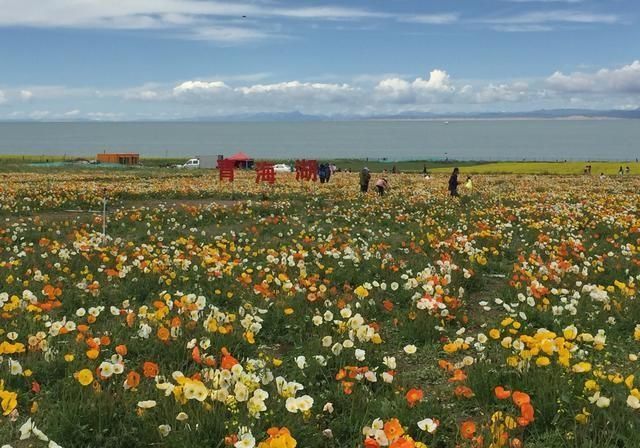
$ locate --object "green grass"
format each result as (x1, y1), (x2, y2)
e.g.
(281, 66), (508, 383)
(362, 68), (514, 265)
(0, 154), (70, 164)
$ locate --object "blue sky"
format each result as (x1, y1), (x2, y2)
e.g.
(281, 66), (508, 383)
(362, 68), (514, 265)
(0, 0), (638, 120)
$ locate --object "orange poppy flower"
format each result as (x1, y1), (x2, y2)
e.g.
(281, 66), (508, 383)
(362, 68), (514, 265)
(126, 371), (140, 388)
(364, 437), (381, 448)
(512, 391), (530, 407)
(494, 386), (512, 400)
(438, 359), (454, 372)
(170, 316), (182, 328)
(204, 356), (217, 367)
(520, 402), (535, 423)
(454, 385), (475, 398)
(126, 312), (136, 327)
(143, 361), (159, 378)
(220, 347), (239, 370)
(390, 436), (415, 448)
(115, 344), (128, 356)
(517, 416), (531, 427)
(460, 420), (476, 440)
(157, 326), (170, 342)
(405, 388), (424, 407)
(448, 369), (467, 383)
(342, 381), (354, 395)
(192, 346), (202, 364)
(383, 418), (405, 442)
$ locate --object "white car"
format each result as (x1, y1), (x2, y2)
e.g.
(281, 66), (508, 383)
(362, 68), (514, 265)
(273, 163), (292, 173)
(180, 158), (200, 169)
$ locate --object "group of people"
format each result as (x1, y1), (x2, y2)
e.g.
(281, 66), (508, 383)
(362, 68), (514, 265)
(358, 166), (470, 197)
(588, 165), (631, 177)
(447, 167), (473, 197)
(618, 166), (631, 176)
(359, 168), (390, 196)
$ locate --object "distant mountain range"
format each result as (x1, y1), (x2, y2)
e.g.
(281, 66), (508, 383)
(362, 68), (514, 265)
(173, 108), (640, 122)
(368, 108), (640, 121)
(3, 108), (640, 122)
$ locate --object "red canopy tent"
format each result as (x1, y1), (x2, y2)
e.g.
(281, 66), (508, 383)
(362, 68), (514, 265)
(227, 152), (254, 169)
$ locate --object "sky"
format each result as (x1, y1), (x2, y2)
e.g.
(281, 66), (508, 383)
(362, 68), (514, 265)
(0, 0), (639, 120)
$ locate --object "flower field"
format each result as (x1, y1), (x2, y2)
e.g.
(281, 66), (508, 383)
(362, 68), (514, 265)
(1, 170), (639, 448)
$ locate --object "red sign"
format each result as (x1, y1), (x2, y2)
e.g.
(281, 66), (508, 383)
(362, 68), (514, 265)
(217, 159), (235, 182)
(295, 159), (318, 182)
(256, 162), (276, 184)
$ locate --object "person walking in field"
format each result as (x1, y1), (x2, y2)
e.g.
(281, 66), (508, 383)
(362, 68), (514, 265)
(360, 167), (371, 193)
(375, 178), (390, 196)
(318, 163), (330, 184)
(448, 167), (461, 197)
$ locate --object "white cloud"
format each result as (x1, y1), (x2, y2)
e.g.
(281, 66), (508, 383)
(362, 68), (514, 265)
(484, 10), (620, 25)
(20, 90), (34, 101)
(492, 24), (553, 32)
(473, 82), (531, 103)
(400, 14), (459, 25)
(173, 80), (231, 97)
(4, 62), (640, 118)
(375, 78), (413, 102)
(375, 70), (456, 103)
(124, 89), (161, 101)
(189, 25), (278, 43)
(413, 70), (454, 92)
(0, 0), (394, 43)
(269, 6), (389, 20)
(237, 81), (355, 97)
(170, 79), (359, 112)
(483, 9), (621, 32)
(0, 0), (620, 44)
(547, 60), (640, 93)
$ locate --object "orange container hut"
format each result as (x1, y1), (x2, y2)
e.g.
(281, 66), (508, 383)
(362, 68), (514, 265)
(96, 152), (140, 165)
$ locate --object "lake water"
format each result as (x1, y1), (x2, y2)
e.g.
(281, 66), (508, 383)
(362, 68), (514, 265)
(0, 120), (638, 161)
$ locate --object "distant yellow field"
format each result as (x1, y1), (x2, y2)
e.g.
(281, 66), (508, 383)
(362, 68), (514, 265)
(431, 161), (640, 175)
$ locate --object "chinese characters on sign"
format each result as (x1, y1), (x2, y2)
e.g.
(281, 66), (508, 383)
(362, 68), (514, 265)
(295, 160), (318, 182)
(217, 159), (235, 182)
(255, 162), (276, 184)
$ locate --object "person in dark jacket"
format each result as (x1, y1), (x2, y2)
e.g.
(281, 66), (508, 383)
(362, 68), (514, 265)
(318, 163), (329, 183)
(448, 167), (461, 197)
(359, 167), (371, 193)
